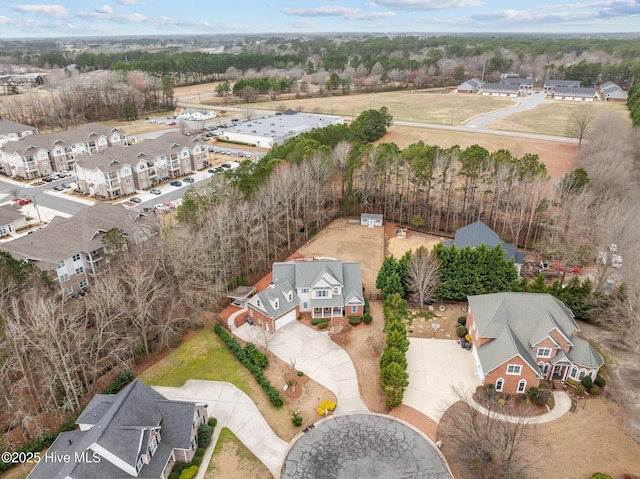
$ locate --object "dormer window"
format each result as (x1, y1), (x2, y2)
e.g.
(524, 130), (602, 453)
(288, 292), (293, 301)
(256, 299), (261, 307)
(273, 299), (279, 309)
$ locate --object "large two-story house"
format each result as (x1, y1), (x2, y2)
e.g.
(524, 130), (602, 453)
(0, 123), (127, 179)
(466, 292), (604, 395)
(27, 379), (208, 479)
(1, 203), (157, 294)
(247, 259), (364, 333)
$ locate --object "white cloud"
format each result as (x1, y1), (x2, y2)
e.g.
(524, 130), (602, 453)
(282, 5), (395, 20)
(116, 0), (144, 5)
(470, 8), (596, 24)
(112, 13), (148, 23)
(10, 4), (68, 19)
(96, 5), (113, 15)
(0, 16), (11, 25)
(373, 0), (485, 10)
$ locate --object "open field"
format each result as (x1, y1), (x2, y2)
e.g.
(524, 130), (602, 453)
(488, 99), (631, 135)
(379, 125), (579, 180)
(206, 428), (271, 479)
(235, 90), (516, 125)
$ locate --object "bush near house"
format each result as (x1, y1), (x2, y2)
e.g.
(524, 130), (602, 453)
(379, 293), (410, 409)
(214, 324), (283, 408)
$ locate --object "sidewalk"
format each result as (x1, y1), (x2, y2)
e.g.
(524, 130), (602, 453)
(469, 390), (572, 424)
(153, 380), (288, 477)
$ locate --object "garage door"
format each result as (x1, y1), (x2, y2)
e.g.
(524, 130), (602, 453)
(275, 310), (297, 331)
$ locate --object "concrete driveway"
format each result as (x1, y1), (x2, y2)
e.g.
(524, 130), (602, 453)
(154, 380), (288, 476)
(234, 321), (369, 415)
(404, 338), (480, 422)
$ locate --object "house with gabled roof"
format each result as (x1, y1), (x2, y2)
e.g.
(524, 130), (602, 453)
(247, 259), (364, 333)
(0, 123), (127, 179)
(466, 292), (604, 394)
(443, 220), (524, 274)
(0, 119), (38, 147)
(543, 79), (581, 93)
(599, 81), (628, 102)
(1, 203), (157, 294)
(481, 82), (520, 97)
(552, 86), (597, 101)
(456, 78), (482, 94)
(27, 379), (207, 479)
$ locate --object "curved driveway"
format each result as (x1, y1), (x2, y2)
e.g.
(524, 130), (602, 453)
(234, 321), (369, 415)
(154, 380), (288, 477)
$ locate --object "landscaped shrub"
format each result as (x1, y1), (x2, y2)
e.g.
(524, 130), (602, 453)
(316, 321), (329, 329)
(456, 325), (467, 338)
(297, 371), (304, 377)
(498, 398), (506, 407)
(291, 411), (303, 427)
(169, 463), (189, 479)
(527, 387), (539, 401)
(178, 465), (199, 479)
(581, 375), (593, 389)
(197, 424), (213, 448)
(363, 312), (373, 324)
(191, 455), (203, 467)
(214, 324), (283, 408)
(317, 400), (337, 415)
(457, 316), (467, 326)
(589, 385), (600, 395)
(576, 385), (585, 395)
(208, 417), (217, 428)
(594, 376), (606, 387)
(348, 316), (362, 326)
(311, 318), (326, 325)
(591, 473), (614, 479)
(243, 344), (269, 369)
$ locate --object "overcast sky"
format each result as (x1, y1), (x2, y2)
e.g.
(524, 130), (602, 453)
(0, 0), (639, 39)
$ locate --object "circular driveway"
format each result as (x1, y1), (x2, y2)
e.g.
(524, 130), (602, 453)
(279, 414), (452, 479)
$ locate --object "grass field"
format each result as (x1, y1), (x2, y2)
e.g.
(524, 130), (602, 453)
(234, 90), (516, 125)
(139, 328), (253, 392)
(488, 100), (630, 135)
(205, 428), (271, 479)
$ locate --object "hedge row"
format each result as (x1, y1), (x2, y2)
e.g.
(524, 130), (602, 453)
(214, 324), (283, 408)
(379, 293), (410, 409)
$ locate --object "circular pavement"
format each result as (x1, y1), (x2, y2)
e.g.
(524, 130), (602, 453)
(279, 414), (451, 479)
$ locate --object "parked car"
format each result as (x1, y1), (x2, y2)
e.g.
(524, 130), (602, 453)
(129, 197), (142, 203)
(183, 177), (194, 183)
(207, 146), (216, 152)
(163, 201), (176, 210)
(245, 316), (254, 326)
(52, 185), (65, 191)
(59, 170), (71, 177)
(154, 203), (171, 213)
(169, 181), (182, 187)
(15, 198), (32, 206)
(225, 150), (232, 155)
(150, 188), (162, 195)
(61, 183), (72, 189)
(207, 169), (218, 174)
(168, 121), (176, 125)
(42, 176), (54, 183)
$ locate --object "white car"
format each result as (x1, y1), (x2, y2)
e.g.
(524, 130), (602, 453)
(154, 204), (171, 213)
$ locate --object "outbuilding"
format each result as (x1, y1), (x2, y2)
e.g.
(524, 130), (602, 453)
(360, 213), (383, 227)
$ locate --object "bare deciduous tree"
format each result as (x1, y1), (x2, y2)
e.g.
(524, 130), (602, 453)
(565, 105), (595, 147)
(406, 246), (440, 308)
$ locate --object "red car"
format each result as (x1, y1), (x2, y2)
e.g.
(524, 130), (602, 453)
(15, 198), (32, 206)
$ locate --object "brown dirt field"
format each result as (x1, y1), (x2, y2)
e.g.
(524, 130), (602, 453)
(205, 429), (272, 479)
(297, 217), (385, 294)
(380, 125), (578, 181)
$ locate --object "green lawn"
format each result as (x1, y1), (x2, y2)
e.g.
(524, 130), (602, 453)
(139, 328), (253, 394)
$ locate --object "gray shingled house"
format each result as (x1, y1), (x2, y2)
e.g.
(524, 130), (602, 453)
(27, 379), (208, 479)
(443, 220), (524, 274)
(466, 292), (604, 394)
(247, 259), (364, 332)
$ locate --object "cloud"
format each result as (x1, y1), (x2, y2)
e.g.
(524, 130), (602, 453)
(115, 0), (144, 4)
(77, 4), (113, 20)
(111, 13), (148, 23)
(10, 4), (68, 19)
(282, 5), (395, 20)
(596, 0), (640, 17)
(0, 16), (10, 25)
(470, 8), (596, 24)
(373, 0), (485, 10)
(96, 5), (113, 15)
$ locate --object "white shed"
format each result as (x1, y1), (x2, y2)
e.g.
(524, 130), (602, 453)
(360, 213), (383, 227)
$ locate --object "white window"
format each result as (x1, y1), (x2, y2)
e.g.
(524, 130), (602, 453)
(316, 290), (328, 298)
(537, 348), (552, 358)
(64, 286), (73, 295)
(517, 379), (527, 394)
(72, 253), (81, 262)
(149, 436), (158, 456)
(288, 292), (293, 301)
(350, 306), (358, 313)
(57, 260), (65, 269)
(59, 273), (69, 282)
(273, 299), (279, 309)
(333, 287), (339, 294)
(578, 369), (587, 380)
(495, 378), (504, 392)
(75, 266), (84, 275)
(506, 364), (522, 375)
(79, 279), (88, 288)
(140, 172), (146, 178)
(123, 168), (130, 174)
(125, 178), (132, 184)
(301, 288), (309, 294)
(570, 366), (578, 379)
